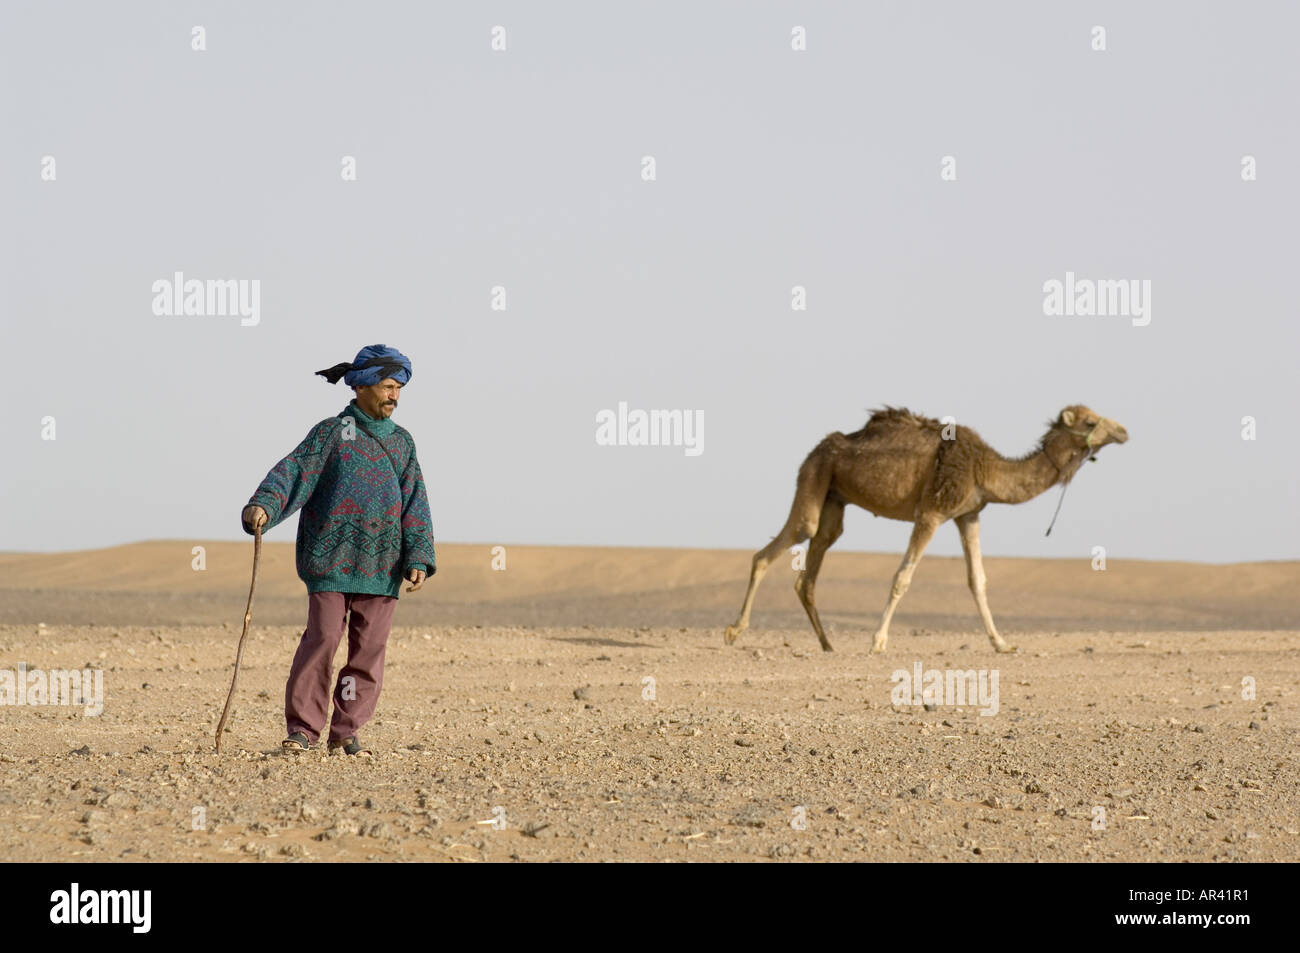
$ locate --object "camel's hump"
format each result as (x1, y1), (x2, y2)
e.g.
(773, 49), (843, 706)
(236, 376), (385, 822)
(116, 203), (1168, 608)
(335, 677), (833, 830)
(864, 406), (942, 432)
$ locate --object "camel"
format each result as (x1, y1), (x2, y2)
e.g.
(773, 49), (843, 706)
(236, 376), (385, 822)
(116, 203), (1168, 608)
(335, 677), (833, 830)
(724, 405), (1129, 654)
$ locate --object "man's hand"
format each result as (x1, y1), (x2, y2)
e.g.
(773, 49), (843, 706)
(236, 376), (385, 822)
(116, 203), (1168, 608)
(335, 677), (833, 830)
(242, 505), (268, 533)
(405, 567), (427, 592)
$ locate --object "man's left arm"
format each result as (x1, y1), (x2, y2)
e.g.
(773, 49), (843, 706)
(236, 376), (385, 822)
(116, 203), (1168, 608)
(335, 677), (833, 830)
(398, 437), (437, 585)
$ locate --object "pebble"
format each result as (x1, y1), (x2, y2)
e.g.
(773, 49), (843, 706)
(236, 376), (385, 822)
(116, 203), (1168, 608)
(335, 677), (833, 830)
(314, 818), (360, 840)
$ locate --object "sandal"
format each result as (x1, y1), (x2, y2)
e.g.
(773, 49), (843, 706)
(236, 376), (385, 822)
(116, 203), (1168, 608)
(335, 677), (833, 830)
(328, 736), (369, 756)
(281, 731), (314, 751)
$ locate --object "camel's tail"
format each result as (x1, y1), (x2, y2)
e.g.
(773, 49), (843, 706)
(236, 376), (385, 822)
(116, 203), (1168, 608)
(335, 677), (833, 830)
(777, 438), (837, 544)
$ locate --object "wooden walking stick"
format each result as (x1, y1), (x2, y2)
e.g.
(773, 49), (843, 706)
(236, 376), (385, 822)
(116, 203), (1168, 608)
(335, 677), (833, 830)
(215, 523), (262, 753)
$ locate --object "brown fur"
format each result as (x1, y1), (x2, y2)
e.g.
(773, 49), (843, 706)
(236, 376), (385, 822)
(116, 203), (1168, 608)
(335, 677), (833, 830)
(724, 405), (1130, 653)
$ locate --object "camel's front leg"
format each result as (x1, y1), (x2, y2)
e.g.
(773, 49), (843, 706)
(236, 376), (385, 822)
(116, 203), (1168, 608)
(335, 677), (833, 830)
(955, 513), (1016, 653)
(870, 516), (939, 654)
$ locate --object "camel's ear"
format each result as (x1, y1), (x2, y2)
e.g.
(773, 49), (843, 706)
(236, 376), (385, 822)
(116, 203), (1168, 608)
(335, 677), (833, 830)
(1060, 410), (1075, 427)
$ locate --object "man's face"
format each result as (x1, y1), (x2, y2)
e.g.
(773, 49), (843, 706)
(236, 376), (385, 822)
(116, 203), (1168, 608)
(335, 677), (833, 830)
(354, 379), (402, 418)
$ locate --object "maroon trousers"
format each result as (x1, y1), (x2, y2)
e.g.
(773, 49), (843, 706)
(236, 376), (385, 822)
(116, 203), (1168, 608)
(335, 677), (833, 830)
(285, 591), (397, 745)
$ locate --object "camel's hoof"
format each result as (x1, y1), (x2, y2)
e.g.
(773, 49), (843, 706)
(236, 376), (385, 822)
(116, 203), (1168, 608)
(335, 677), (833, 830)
(994, 642), (1019, 654)
(724, 625), (743, 645)
(820, 642), (834, 653)
(870, 641), (887, 655)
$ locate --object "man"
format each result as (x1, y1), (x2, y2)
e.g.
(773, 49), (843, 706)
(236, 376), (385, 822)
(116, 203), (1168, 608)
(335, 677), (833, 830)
(240, 343), (436, 756)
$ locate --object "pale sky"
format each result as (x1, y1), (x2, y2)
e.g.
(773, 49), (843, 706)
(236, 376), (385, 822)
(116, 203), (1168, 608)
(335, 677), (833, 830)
(2, 1), (1297, 563)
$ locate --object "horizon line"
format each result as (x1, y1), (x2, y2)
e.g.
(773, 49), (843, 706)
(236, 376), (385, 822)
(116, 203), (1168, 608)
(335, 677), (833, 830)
(0, 538), (1295, 568)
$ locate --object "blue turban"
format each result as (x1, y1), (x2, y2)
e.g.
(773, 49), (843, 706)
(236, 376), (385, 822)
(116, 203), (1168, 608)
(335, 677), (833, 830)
(316, 344), (413, 387)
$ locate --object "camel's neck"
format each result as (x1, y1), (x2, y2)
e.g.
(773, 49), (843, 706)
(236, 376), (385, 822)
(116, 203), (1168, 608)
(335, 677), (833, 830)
(980, 431), (1083, 505)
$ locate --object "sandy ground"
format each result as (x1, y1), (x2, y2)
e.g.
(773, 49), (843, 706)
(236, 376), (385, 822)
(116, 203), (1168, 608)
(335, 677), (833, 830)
(0, 541), (1296, 862)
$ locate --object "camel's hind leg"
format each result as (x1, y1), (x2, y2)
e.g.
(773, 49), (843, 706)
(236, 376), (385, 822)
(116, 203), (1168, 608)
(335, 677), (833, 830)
(724, 454), (833, 646)
(724, 526), (804, 646)
(794, 495), (845, 652)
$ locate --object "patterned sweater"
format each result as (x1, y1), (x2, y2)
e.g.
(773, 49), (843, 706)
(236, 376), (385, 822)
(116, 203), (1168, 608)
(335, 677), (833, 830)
(244, 400), (437, 598)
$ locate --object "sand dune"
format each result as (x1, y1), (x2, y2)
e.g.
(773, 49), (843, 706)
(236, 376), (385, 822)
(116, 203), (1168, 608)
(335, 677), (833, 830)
(0, 540), (1295, 633)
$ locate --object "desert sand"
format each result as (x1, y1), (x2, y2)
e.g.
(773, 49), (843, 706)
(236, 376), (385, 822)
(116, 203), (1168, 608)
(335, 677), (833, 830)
(0, 540), (1296, 862)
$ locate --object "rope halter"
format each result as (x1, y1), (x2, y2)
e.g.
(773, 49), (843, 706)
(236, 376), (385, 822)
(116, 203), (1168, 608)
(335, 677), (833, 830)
(1044, 419), (1104, 536)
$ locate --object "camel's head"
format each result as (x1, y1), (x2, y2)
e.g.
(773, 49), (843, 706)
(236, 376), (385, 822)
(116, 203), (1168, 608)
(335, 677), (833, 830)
(1053, 405), (1129, 457)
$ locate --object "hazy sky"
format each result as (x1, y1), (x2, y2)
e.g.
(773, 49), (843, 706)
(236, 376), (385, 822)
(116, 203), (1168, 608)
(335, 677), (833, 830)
(3, 1), (1297, 563)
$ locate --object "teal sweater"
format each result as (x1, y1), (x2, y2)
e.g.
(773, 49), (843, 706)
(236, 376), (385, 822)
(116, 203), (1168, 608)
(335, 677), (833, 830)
(245, 400), (437, 597)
